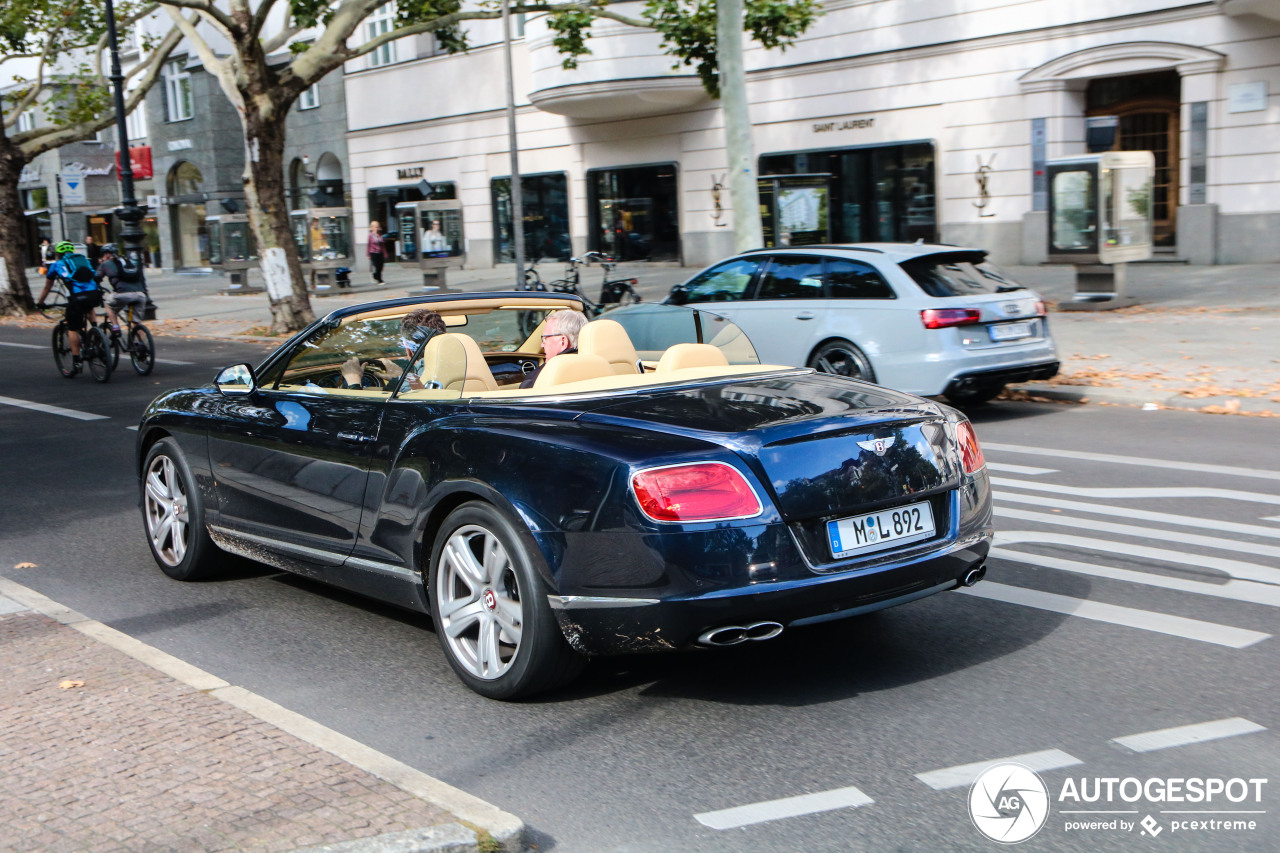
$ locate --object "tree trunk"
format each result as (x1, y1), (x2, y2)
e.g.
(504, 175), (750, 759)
(242, 103), (315, 334)
(717, 0), (763, 252)
(0, 134), (35, 316)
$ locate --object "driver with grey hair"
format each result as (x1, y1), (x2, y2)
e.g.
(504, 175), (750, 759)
(520, 308), (588, 388)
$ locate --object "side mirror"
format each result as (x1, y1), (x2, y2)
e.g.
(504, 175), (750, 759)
(667, 286), (689, 306)
(215, 363), (256, 396)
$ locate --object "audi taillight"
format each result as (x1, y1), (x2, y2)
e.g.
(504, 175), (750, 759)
(1034, 300), (1047, 316)
(921, 308), (982, 329)
(631, 462), (762, 522)
(955, 419), (986, 474)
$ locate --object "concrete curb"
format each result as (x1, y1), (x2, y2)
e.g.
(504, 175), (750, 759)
(1011, 382), (1280, 416)
(288, 824), (480, 853)
(0, 577), (526, 853)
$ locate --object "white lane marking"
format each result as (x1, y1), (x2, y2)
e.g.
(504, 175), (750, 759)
(1265, 516), (1280, 523)
(994, 507), (1280, 561)
(957, 583), (1270, 649)
(0, 395), (108, 421)
(156, 358), (194, 366)
(1113, 718), (1267, 754)
(987, 462), (1059, 475)
(984, 442), (1280, 483)
(994, 530), (1280, 587)
(915, 749), (1082, 791)
(0, 341), (43, 349)
(994, 491), (1280, 541)
(126, 425), (139, 431)
(694, 786), (874, 830)
(991, 477), (1280, 507)
(991, 546), (1280, 608)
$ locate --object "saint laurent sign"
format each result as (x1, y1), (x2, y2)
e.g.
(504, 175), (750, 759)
(813, 117), (876, 133)
(397, 166), (424, 179)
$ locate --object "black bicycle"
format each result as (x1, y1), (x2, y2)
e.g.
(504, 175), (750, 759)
(39, 280), (68, 321)
(532, 252), (641, 316)
(52, 315), (113, 382)
(98, 290), (156, 376)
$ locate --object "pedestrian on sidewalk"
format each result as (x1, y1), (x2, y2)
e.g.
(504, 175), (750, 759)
(367, 220), (386, 285)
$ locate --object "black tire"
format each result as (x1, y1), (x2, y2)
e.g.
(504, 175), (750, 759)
(141, 438), (220, 580)
(429, 501), (584, 700)
(808, 339), (876, 383)
(41, 298), (67, 321)
(130, 324), (156, 376)
(945, 384), (1005, 406)
(84, 326), (113, 383)
(52, 323), (74, 378)
(106, 325), (122, 370)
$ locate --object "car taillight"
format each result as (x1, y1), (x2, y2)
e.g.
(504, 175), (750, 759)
(1034, 300), (1047, 316)
(955, 419), (986, 474)
(631, 462), (762, 522)
(921, 308), (982, 329)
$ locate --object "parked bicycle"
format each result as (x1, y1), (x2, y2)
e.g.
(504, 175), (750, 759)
(52, 316), (112, 382)
(97, 290), (156, 376)
(522, 252), (641, 316)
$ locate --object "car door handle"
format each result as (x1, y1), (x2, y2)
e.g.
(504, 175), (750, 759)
(795, 311), (816, 320)
(338, 432), (374, 443)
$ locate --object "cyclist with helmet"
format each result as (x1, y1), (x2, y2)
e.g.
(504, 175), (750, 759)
(37, 241), (102, 374)
(96, 243), (148, 332)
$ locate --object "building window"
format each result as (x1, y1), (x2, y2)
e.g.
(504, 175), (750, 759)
(125, 101), (147, 141)
(16, 110), (36, 132)
(366, 3), (398, 68)
(164, 60), (193, 122)
(492, 173), (570, 264)
(299, 83), (320, 110)
(588, 165), (680, 262)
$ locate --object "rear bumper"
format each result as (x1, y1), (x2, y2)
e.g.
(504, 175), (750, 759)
(548, 533), (990, 655)
(944, 360), (1060, 395)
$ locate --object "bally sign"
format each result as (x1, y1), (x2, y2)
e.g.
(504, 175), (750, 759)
(115, 146), (154, 180)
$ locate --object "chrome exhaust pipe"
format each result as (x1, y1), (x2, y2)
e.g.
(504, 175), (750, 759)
(698, 621), (784, 647)
(961, 566), (986, 587)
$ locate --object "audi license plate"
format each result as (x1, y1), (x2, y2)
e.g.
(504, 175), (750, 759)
(989, 321), (1032, 341)
(827, 500), (936, 559)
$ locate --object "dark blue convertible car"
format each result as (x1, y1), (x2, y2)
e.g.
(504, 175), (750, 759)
(137, 293), (992, 699)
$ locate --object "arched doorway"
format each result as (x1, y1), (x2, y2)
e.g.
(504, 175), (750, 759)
(167, 161), (209, 267)
(314, 152), (345, 208)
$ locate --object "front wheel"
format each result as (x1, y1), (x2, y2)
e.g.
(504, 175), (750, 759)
(429, 501), (583, 700)
(106, 325), (122, 370)
(52, 324), (74, 377)
(84, 326), (113, 383)
(142, 438), (220, 580)
(129, 324), (156, 375)
(808, 339), (876, 383)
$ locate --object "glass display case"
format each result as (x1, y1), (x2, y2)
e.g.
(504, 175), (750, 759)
(289, 207), (354, 269)
(394, 200), (465, 270)
(205, 214), (256, 270)
(1046, 152), (1154, 264)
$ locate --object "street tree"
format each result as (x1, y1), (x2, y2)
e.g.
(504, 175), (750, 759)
(0, 1), (186, 315)
(153, 0), (818, 333)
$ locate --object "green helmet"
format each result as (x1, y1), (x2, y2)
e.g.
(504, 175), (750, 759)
(54, 241), (75, 254)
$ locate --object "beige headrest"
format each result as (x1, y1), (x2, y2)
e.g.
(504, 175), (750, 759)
(532, 353), (615, 389)
(578, 318), (640, 375)
(655, 343), (730, 374)
(418, 333), (497, 392)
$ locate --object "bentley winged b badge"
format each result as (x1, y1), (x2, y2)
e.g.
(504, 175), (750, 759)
(856, 436), (896, 456)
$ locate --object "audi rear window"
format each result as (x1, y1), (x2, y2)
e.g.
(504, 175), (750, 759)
(901, 253), (1025, 297)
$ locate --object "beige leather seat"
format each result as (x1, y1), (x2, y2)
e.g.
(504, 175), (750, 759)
(417, 333), (498, 392)
(655, 343), (729, 374)
(532, 353), (615, 390)
(578, 318), (641, 375)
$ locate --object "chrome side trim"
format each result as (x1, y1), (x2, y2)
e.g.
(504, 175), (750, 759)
(548, 595), (662, 610)
(209, 525), (344, 563)
(344, 555), (419, 582)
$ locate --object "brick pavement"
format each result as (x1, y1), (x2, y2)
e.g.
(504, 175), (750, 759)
(0, 605), (458, 853)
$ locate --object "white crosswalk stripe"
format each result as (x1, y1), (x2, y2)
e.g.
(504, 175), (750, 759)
(1112, 718), (1266, 753)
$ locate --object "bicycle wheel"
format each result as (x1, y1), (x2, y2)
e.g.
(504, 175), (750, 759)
(84, 326), (113, 383)
(606, 280), (641, 308)
(106, 324), (122, 370)
(129, 324), (156, 375)
(40, 285), (68, 321)
(52, 323), (75, 378)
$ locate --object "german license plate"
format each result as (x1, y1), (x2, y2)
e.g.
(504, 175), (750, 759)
(990, 321), (1032, 341)
(827, 500), (936, 559)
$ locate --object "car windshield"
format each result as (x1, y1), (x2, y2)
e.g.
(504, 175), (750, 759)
(901, 253), (1025, 297)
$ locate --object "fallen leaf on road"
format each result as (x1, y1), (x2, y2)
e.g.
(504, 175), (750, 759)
(13, 562), (37, 568)
(58, 680), (85, 689)
(1199, 400), (1242, 415)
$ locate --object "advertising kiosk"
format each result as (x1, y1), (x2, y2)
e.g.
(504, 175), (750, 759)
(1045, 151), (1155, 309)
(394, 199), (465, 291)
(290, 207), (354, 289)
(206, 214), (257, 290)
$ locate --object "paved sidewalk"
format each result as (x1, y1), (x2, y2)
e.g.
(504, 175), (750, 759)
(0, 580), (519, 853)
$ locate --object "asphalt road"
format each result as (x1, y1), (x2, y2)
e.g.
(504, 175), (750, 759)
(1, 328), (1277, 853)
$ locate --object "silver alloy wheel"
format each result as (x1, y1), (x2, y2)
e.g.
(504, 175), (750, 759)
(144, 455), (189, 567)
(436, 524), (524, 680)
(810, 340), (875, 382)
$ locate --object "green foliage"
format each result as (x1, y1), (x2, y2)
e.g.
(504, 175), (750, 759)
(395, 0), (464, 28)
(643, 0), (819, 98)
(47, 69), (115, 126)
(546, 8), (596, 70)
(290, 0), (336, 30)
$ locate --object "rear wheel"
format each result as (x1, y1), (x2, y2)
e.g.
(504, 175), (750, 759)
(107, 325), (122, 370)
(142, 438), (219, 580)
(808, 339), (876, 383)
(52, 324), (74, 377)
(430, 501), (583, 700)
(945, 384), (1005, 406)
(84, 326), (113, 383)
(129, 324), (155, 375)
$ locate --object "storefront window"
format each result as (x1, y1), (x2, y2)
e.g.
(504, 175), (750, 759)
(588, 165), (680, 262)
(492, 173), (569, 263)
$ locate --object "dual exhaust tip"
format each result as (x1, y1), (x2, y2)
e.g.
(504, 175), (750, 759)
(698, 620), (784, 647)
(961, 565), (986, 587)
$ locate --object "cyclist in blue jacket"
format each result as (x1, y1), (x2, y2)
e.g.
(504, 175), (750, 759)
(37, 241), (103, 374)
